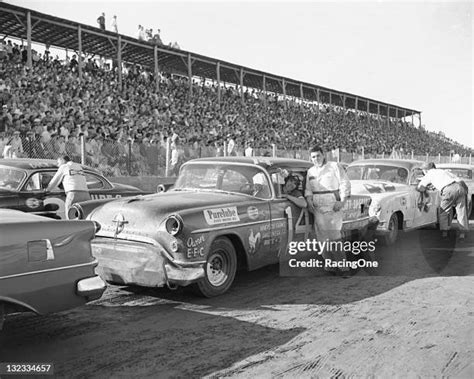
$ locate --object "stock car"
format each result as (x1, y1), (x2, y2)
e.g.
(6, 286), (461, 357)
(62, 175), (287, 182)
(346, 159), (441, 245)
(0, 159), (150, 219)
(0, 209), (106, 329)
(437, 163), (473, 216)
(72, 157), (375, 297)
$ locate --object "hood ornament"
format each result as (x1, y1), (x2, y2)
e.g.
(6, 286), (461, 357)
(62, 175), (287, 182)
(112, 213), (128, 238)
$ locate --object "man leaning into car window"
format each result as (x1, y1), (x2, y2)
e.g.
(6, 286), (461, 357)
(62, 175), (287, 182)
(417, 162), (468, 241)
(46, 155), (91, 219)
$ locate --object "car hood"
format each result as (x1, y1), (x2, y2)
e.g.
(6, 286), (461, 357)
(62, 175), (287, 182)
(350, 180), (409, 196)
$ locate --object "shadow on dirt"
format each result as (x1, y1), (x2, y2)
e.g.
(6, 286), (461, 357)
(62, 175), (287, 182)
(0, 302), (303, 378)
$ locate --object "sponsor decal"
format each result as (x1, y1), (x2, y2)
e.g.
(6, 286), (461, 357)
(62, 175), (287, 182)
(25, 197), (41, 209)
(187, 235), (206, 258)
(248, 229), (262, 255)
(400, 197), (407, 206)
(203, 207), (240, 225)
(91, 194), (119, 200)
(247, 206), (259, 220)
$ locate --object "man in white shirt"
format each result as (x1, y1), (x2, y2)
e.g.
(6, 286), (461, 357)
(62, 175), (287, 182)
(305, 145), (351, 277)
(417, 162), (468, 240)
(46, 155), (91, 219)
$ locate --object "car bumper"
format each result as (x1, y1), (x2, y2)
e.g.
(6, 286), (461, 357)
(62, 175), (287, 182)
(76, 276), (107, 301)
(91, 238), (205, 288)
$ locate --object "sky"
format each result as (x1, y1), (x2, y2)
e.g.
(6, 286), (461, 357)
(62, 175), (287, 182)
(4, 0), (474, 148)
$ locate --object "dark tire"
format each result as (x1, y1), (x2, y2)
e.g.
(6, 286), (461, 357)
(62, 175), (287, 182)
(193, 237), (237, 297)
(381, 213), (399, 246)
(468, 199), (473, 219)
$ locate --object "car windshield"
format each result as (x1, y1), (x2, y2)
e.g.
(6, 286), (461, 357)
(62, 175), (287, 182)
(173, 163), (272, 199)
(0, 167), (26, 190)
(439, 168), (472, 180)
(347, 165), (409, 184)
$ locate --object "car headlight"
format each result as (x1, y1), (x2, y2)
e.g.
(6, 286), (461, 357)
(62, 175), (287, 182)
(165, 215), (183, 236)
(369, 201), (382, 216)
(68, 204), (84, 220)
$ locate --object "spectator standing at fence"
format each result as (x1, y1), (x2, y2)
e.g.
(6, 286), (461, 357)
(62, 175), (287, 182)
(97, 12), (106, 30)
(111, 15), (118, 33)
(305, 145), (351, 278)
(8, 130), (24, 158)
(46, 155), (91, 219)
(170, 138), (184, 176)
(417, 162), (469, 241)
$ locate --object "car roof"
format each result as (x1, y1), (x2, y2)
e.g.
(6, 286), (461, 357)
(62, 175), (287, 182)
(189, 156), (313, 170)
(348, 159), (425, 170)
(437, 163), (473, 169)
(0, 158), (102, 174)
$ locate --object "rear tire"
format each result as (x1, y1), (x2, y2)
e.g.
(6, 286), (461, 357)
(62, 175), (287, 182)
(381, 213), (399, 246)
(193, 237), (237, 297)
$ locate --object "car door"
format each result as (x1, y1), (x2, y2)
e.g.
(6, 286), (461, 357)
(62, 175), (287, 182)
(268, 169), (312, 271)
(20, 170), (66, 218)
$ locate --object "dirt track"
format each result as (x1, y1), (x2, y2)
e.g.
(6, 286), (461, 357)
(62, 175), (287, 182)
(1, 227), (473, 378)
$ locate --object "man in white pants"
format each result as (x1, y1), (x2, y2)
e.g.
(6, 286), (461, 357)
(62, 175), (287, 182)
(417, 162), (468, 240)
(46, 155), (91, 219)
(305, 146), (351, 277)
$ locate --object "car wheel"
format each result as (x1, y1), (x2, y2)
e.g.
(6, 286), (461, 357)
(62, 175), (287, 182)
(381, 213), (399, 246)
(194, 237), (237, 297)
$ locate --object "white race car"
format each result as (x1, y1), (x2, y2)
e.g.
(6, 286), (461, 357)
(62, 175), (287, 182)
(347, 159), (441, 245)
(437, 163), (473, 217)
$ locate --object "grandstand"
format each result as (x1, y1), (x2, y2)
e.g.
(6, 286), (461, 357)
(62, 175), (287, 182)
(1, 2), (472, 177)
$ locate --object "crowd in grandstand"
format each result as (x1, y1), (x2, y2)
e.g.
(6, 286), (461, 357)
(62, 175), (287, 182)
(0, 38), (472, 176)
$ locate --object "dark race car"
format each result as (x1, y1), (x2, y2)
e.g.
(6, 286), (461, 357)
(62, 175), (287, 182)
(0, 159), (150, 219)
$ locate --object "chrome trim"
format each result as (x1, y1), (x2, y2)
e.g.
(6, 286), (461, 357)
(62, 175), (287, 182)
(0, 259), (98, 281)
(192, 219), (272, 234)
(95, 231), (158, 245)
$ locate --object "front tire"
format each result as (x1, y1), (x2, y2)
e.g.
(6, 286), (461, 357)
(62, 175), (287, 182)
(381, 213), (399, 246)
(194, 237), (237, 297)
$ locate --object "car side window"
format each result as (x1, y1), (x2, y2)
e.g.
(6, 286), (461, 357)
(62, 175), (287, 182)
(410, 168), (424, 185)
(85, 173), (105, 190)
(25, 172), (57, 191)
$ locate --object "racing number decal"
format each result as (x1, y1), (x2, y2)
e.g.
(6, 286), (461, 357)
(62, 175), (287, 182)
(285, 206), (310, 241)
(44, 197), (65, 218)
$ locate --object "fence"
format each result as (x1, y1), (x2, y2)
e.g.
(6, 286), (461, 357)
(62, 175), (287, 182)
(1, 135), (472, 178)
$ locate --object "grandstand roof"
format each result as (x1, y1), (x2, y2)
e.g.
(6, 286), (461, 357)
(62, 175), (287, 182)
(0, 2), (421, 118)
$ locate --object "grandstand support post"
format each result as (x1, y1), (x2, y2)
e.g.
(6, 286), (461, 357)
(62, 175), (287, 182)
(299, 83), (304, 100)
(154, 45), (159, 91)
(387, 106), (390, 127)
(239, 68), (244, 105)
(216, 62), (221, 105)
(411, 114), (414, 126)
(425, 152), (428, 162)
(117, 35), (123, 90)
(80, 134), (86, 165)
(77, 25), (82, 82)
(282, 79), (287, 110)
(469, 154), (472, 165)
(262, 75), (267, 105)
(355, 97), (359, 112)
(165, 138), (170, 177)
(187, 53), (193, 96)
(26, 11), (32, 69)
(377, 104), (380, 125)
(223, 141), (228, 157)
(361, 146), (365, 159)
(127, 139), (132, 175)
(418, 113), (422, 128)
